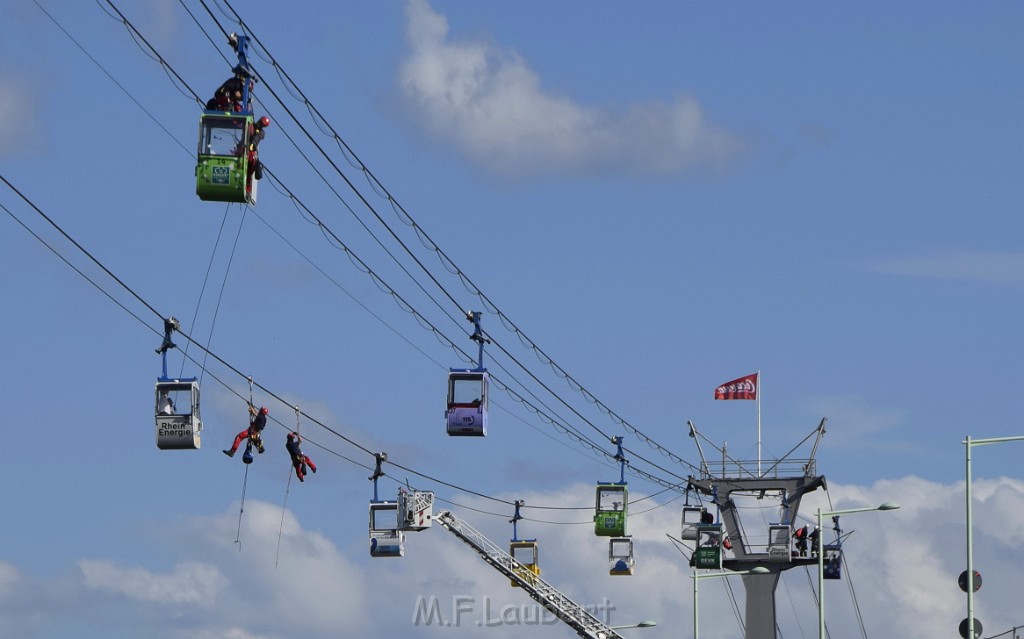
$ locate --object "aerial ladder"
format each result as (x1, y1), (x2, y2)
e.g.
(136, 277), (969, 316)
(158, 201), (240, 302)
(435, 510), (625, 639)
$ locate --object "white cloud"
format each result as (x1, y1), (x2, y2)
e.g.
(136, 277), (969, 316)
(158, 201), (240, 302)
(0, 563), (17, 599)
(864, 250), (1024, 285)
(0, 70), (41, 158)
(398, 0), (741, 179)
(800, 394), (913, 452)
(79, 559), (227, 605)
(2, 477), (1023, 638)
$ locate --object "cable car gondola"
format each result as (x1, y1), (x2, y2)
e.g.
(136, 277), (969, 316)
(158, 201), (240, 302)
(155, 378), (202, 450)
(767, 524), (793, 562)
(369, 501), (405, 558)
(446, 311), (490, 437)
(608, 537), (634, 576)
(196, 33), (263, 206)
(594, 437), (628, 537)
(154, 318), (202, 450)
(508, 500), (540, 587)
(692, 523), (724, 570)
(680, 505), (707, 541)
(446, 369), (488, 436)
(510, 540), (540, 587)
(367, 453), (405, 557)
(823, 543), (842, 579)
(196, 112), (258, 205)
(595, 482), (628, 537)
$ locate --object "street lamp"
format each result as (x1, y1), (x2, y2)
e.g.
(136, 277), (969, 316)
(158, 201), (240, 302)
(964, 435), (1024, 639)
(596, 620), (657, 639)
(817, 502), (900, 639)
(610, 621), (658, 630)
(693, 566), (769, 638)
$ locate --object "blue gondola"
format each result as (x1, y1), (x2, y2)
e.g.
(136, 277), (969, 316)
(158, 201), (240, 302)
(446, 311), (490, 436)
(154, 318), (202, 450)
(822, 514), (845, 579)
(823, 543), (842, 579)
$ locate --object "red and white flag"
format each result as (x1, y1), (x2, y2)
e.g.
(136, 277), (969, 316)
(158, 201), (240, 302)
(714, 373), (758, 400)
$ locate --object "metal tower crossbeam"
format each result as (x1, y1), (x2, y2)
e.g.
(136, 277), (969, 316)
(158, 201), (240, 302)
(436, 510), (624, 639)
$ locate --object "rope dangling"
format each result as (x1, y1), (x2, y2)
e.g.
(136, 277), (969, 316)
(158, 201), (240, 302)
(275, 405), (302, 568)
(235, 463), (249, 551)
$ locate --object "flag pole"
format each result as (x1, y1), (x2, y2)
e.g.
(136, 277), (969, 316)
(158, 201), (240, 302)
(756, 370), (762, 477)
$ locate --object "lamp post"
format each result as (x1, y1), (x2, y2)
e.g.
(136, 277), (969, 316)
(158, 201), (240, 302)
(816, 502), (899, 639)
(693, 566), (769, 638)
(964, 435), (1024, 639)
(610, 621), (658, 630)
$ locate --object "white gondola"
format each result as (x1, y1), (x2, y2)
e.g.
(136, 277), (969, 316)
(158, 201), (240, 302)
(446, 369), (488, 436)
(608, 537), (634, 576)
(680, 505), (707, 541)
(767, 524), (792, 562)
(369, 501), (405, 557)
(398, 488), (435, 531)
(154, 378), (202, 450)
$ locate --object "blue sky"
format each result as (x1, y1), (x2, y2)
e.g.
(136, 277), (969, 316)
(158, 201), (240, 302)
(2, 1), (1024, 638)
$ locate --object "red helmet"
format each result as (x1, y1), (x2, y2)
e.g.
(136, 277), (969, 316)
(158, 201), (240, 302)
(258, 116), (270, 128)
(287, 433), (295, 440)
(260, 406), (269, 415)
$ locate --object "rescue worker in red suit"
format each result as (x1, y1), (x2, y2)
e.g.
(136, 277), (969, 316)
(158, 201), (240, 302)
(246, 116), (269, 194)
(794, 524), (809, 557)
(286, 432), (317, 482)
(223, 405), (268, 457)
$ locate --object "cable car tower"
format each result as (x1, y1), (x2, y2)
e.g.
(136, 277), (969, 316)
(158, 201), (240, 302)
(686, 418), (828, 639)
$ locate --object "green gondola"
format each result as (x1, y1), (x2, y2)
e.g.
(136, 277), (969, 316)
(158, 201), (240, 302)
(195, 112), (256, 205)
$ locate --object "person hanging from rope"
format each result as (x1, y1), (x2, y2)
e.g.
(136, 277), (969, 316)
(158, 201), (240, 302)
(285, 432), (317, 482)
(223, 405), (268, 458)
